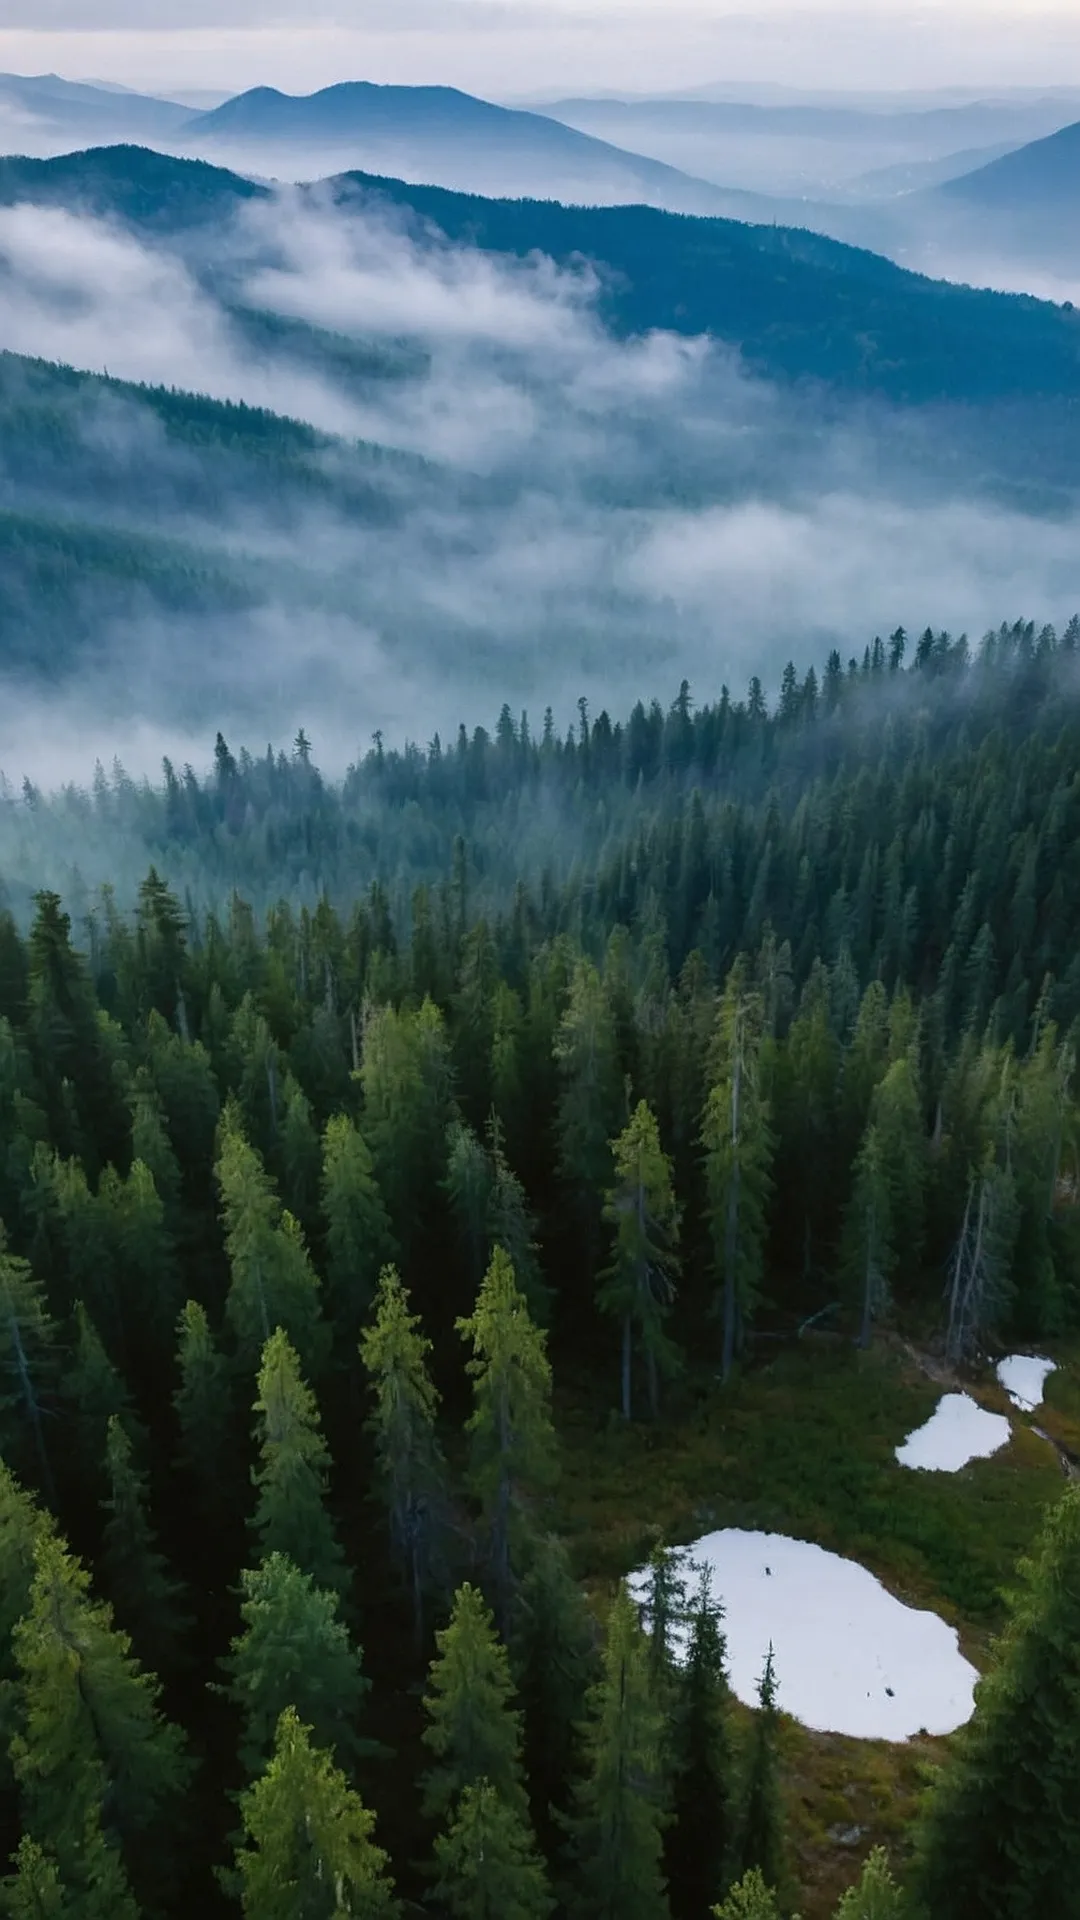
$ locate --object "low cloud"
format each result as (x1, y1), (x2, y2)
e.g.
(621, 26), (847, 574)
(0, 180), (1078, 794)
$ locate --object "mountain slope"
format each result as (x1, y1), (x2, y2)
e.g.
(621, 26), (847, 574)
(941, 116), (1080, 210)
(180, 81), (776, 218)
(0, 71), (191, 154)
(3, 146), (1079, 414)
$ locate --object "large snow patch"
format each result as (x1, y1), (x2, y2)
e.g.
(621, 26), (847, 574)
(895, 1392), (1010, 1472)
(632, 1529), (977, 1741)
(996, 1354), (1056, 1412)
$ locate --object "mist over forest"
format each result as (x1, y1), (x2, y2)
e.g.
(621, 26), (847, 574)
(2, 43), (1080, 1920)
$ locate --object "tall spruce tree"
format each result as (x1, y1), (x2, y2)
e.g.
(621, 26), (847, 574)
(712, 1870), (781, 1920)
(10, 1533), (190, 1909)
(912, 1483), (1080, 1919)
(217, 1117), (328, 1379)
(359, 1265), (446, 1651)
(173, 1298), (233, 1520)
(569, 1582), (670, 1920)
(701, 968), (774, 1381)
(512, 1532), (599, 1853)
(0, 1229), (56, 1497)
(250, 1330), (348, 1600)
(421, 1582), (529, 1824)
(222, 1553), (371, 1779)
(100, 1413), (186, 1673)
(667, 1569), (736, 1920)
(232, 1708), (397, 1919)
(601, 1102), (681, 1421)
(734, 1649), (789, 1904)
(321, 1115), (395, 1350)
(458, 1248), (556, 1633)
(433, 1780), (554, 1920)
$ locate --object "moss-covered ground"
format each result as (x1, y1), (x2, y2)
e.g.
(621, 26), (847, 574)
(554, 1335), (1080, 1917)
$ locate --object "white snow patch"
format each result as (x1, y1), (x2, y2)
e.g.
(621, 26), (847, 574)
(631, 1529), (977, 1741)
(996, 1354), (1056, 1412)
(895, 1392), (1011, 1473)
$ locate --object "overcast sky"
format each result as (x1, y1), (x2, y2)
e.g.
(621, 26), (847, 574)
(2, 2), (1079, 101)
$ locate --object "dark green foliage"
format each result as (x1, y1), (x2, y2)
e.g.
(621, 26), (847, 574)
(433, 1780), (554, 1920)
(421, 1582), (528, 1824)
(511, 1533), (599, 1849)
(667, 1570), (736, 1920)
(250, 1330), (348, 1599)
(569, 1582), (670, 1920)
(912, 1485), (1080, 1920)
(231, 1708), (396, 1919)
(734, 1650), (789, 1905)
(220, 1553), (371, 1778)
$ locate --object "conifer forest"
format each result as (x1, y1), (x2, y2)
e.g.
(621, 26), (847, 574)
(1, 619), (1080, 1920)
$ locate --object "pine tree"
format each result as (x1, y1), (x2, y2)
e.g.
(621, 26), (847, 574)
(59, 1302), (139, 1516)
(554, 959), (624, 1265)
(232, 1708), (397, 1918)
(734, 1649), (788, 1903)
(667, 1569), (735, 1920)
(250, 1330), (348, 1599)
(712, 1870), (781, 1919)
(217, 1117), (328, 1379)
(0, 1823), (139, 1920)
(0, 1229), (56, 1496)
(10, 1533), (190, 1907)
(433, 1780), (554, 1920)
(832, 1848), (903, 1918)
(173, 1298), (233, 1515)
(841, 1122), (894, 1350)
(569, 1582), (669, 1920)
(280, 1074), (321, 1230)
(602, 1102), (681, 1421)
(359, 1266), (446, 1650)
(0, 1463), (55, 1771)
(458, 1248), (557, 1633)
(421, 1583), (528, 1823)
(222, 1553), (371, 1778)
(321, 1115), (394, 1349)
(912, 1484), (1080, 1919)
(701, 969), (774, 1381)
(100, 1414), (185, 1673)
(512, 1532), (598, 1851)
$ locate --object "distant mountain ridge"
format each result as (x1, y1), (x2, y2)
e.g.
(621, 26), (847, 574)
(941, 116), (1080, 209)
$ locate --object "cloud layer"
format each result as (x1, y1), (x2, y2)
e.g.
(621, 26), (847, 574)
(0, 181), (1079, 789)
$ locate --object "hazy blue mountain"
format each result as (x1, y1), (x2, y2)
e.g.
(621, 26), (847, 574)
(941, 117), (1080, 211)
(4, 145), (1078, 413)
(0, 71), (192, 155)
(535, 94), (1079, 199)
(180, 81), (774, 216)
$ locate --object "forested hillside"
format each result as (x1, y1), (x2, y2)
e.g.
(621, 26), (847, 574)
(0, 621), (1079, 1916)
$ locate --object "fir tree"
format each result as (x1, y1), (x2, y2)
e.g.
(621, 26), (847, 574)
(250, 1330), (348, 1599)
(173, 1298), (233, 1517)
(433, 1780), (554, 1920)
(321, 1115), (394, 1349)
(0, 1229), (56, 1496)
(702, 969), (774, 1381)
(232, 1708), (397, 1919)
(569, 1582), (670, 1920)
(359, 1266), (446, 1650)
(734, 1649), (789, 1903)
(602, 1102), (681, 1421)
(512, 1532), (599, 1851)
(912, 1483), (1080, 1919)
(222, 1553), (371, 1778)
(0, 1824), (139, 1920)
(217, 1118), (328, 1379)
(421, 1582), (528, 1823)
(10, 1533), (190, 1907)
(458, 1248), (557, 1632)
(667, 1569), (736, 1920)
(100, 1414), (185, 1673)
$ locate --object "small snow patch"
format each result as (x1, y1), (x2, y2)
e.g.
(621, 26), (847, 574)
(895, 1392), (1010, 1473)
(997, 1354), (1056, 1412)
(631, 1529), (977, 1741)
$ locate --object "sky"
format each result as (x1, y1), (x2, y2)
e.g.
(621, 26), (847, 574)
(1, 1), (1079, 102)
